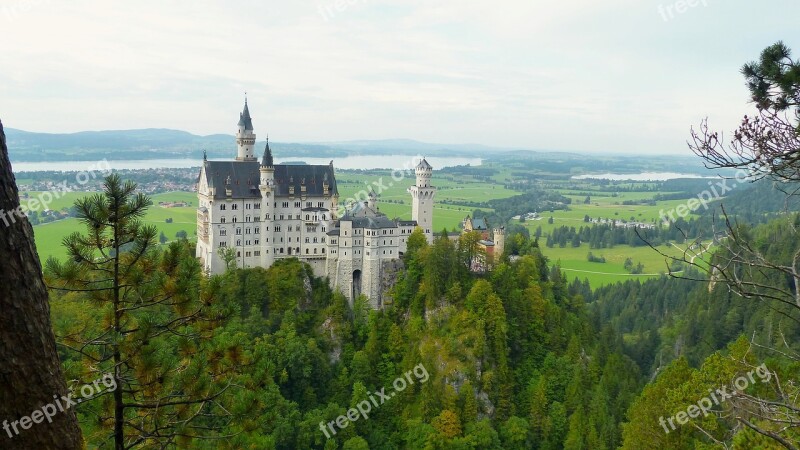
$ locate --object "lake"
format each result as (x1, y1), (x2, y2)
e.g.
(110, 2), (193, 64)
(11, 155), (482, 173)
(571, 172), (713, 181)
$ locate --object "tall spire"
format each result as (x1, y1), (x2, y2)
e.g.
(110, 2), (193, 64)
(238, 96), (253, 131)
(261, 136), (273, 167)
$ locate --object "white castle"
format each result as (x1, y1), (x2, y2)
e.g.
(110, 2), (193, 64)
(196, 100), (436, 307)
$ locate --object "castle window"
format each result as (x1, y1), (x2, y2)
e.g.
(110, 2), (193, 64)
(306, 202), (312, 207)
(245, 204), (251, 210)
(219, 242), (227, 248)
(255, 217), (261, 222)
(220, 217), (226, 224)
(232, 204), (238, 210)
(318, 202), (324, 208)
(295, 225), (300, 231)
(305, 237), (310, 243)
(245, 240), (251, 246)
(236, 228), (241, 235)
(237, 251), (241, 257)
(220, 230), (227, 236)
(232, 217), (238, 223)
(296, 202), (302, 208)
(245, 228), (251, 234)
(246, 216), (251, 222)
(220, 204), (226, 211)
(236, 240), (241, 246)
(254, 251), (260, 256)
(282, 202), (289, 208)
(254, 203), (261, 209)
(279, 215), (284, 220)
(265, 213), (270, 220)
(306, 248), (309, 254)
(245, 251), (251, 257)
(276, 225), (281, 232)
(306, 215), (310, 220)
(255, 239), (260, 245)
(314, 248), (317, 254)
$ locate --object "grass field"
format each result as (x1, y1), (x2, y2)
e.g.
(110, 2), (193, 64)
(539, 241), (702, 288)
(32, 192), (198, 263)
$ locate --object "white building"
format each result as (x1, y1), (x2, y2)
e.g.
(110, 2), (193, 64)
(196, 100), (436, 308)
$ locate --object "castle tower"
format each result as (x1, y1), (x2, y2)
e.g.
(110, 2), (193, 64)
(259, 139), (275, 267)
(493, 227), (505, 262)
(368, 188), (378, 210)
(408, 158), (435, 242)
(236, 98), (257, 161)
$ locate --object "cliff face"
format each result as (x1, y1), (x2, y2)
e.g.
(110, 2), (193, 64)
(0, 120), (83, 449)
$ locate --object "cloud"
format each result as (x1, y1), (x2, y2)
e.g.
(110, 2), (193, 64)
(0, 0), (797, 153)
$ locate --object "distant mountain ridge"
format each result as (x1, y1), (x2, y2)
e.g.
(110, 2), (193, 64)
(5, 128), (499, 162)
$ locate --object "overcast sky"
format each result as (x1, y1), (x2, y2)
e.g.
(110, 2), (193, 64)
(0, 0), (797, 154)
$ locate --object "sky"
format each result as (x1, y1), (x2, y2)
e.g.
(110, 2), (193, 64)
(0, 0), (798, 155)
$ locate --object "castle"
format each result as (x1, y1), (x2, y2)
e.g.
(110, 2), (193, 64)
(196, 100), (436, 307)
(461, 215), (505, 271)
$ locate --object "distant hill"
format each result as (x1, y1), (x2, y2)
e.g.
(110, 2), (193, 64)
(5, 128), (501, 162)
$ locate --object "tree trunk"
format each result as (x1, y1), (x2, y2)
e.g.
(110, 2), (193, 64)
(0, 120), (84, 449)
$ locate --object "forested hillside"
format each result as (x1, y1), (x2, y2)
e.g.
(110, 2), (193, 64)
(46, 189), (643, 448)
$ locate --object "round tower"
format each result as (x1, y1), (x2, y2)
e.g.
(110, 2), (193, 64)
(259, 139), (275, 267)
(493, 226), (505, 261)
(236, 98), (257, 161)
(408, 157), (436, 242)
(368, 188), (378, 210)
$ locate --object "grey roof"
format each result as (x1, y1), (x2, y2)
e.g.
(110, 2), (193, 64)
(471, 216), (488, 230)
(201, 161), (338, 199)
(416, 158), (432, 170)
(261, 140), (273, 167)
(343, 215), (398, 229)
(238, 100), (254, 131)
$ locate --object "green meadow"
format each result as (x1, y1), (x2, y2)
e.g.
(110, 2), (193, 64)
(32, 192), (198, 263)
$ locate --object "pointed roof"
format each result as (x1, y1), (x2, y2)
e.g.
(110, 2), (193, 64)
(261, 137), (273, 167)
(237, 98), (254, 130)
(416, 158), (432, 170)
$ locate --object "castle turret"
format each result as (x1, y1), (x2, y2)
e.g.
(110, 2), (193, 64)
(368, 187), (378, 210)
(493, 226), (505, 262)
(259, 139), (275, 267)
(408, 157), (435, 242)
(236, 98), (257, 161)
